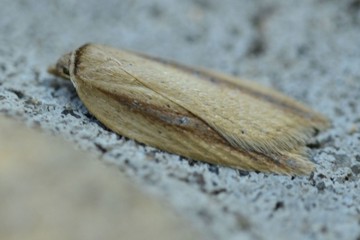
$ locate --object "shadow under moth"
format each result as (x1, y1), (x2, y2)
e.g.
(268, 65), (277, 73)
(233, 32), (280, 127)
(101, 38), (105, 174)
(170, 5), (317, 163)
(48, 43), (329, 175)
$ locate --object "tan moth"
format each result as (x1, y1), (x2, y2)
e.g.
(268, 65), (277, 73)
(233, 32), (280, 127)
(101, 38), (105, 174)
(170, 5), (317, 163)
(48, 43), (329, 175)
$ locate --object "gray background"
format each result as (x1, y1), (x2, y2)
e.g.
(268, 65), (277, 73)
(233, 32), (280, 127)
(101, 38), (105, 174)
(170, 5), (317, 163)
(1, 0), (360, 239)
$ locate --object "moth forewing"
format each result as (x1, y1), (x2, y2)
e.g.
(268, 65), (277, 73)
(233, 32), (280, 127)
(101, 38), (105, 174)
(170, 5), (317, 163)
(49, 43), (329, 175)
(81, 44), (327, 153)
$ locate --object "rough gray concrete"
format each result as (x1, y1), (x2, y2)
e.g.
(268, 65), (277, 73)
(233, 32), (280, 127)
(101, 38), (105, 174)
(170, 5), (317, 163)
(1, 0), (359, 239)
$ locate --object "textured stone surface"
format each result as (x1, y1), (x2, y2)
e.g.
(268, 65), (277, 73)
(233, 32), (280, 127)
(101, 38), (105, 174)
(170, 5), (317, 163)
(0, 1), (360, 239)
(0, 116), (202, 240)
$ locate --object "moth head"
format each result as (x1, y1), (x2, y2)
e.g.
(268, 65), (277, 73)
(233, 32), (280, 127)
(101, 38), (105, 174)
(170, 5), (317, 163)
(48, 52), (72, 80)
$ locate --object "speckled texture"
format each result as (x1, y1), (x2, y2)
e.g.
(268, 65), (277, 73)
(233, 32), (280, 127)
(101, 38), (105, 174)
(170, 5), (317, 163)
(0, 0), (359, 239)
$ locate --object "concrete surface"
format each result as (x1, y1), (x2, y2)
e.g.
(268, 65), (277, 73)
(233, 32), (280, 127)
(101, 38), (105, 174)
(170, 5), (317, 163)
(0, 0), (359, 239)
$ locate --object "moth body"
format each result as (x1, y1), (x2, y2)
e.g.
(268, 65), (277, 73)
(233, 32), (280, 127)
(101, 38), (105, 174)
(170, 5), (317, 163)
(49, 44), (329, 175)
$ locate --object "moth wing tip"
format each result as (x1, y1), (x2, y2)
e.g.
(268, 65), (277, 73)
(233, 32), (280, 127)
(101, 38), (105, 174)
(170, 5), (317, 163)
(284, 155), (316, 176)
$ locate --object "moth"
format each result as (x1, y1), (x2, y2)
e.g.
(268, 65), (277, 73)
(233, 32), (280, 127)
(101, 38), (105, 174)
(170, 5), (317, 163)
(48, 43), (329, 175)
